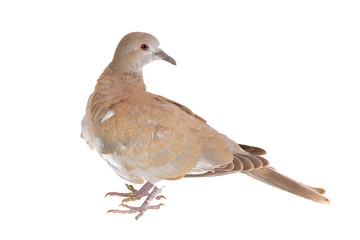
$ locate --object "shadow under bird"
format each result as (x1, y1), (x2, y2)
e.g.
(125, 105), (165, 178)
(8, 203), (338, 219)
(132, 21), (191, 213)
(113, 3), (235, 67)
(81, 32), (329, 220)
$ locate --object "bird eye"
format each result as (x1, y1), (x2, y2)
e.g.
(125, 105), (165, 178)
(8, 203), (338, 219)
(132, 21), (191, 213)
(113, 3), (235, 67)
(140, 44), (149, 51)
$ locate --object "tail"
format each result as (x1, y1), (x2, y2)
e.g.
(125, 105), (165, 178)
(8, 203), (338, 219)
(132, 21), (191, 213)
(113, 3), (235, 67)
(245, 166), (330, 204)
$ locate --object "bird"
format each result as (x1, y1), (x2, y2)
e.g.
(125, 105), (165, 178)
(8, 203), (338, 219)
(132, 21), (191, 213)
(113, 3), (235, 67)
(81, 32), (329, 220)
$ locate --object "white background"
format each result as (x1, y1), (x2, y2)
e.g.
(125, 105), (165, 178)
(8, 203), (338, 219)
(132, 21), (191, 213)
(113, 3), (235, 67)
(1, 0), (359, 239)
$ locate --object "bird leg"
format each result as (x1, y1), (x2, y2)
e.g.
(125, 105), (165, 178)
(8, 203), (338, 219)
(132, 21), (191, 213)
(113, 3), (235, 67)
(105, 182), (165, 204)
(107, 186), (164, 220)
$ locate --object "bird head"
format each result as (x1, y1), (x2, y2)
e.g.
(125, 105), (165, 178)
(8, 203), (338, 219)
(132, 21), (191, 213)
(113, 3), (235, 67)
(110, 32), (176, 74)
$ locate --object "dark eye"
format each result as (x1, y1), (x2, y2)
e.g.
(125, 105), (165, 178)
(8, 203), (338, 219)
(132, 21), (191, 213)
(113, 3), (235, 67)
(140, 44), (149, 51)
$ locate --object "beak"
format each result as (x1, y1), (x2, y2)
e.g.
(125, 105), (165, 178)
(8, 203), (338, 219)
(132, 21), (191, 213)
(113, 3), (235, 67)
(154, 49), (177, 65)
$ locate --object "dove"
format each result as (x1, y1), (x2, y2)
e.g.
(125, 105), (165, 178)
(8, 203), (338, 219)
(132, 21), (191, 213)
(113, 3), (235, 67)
(81, 32), (329, 220)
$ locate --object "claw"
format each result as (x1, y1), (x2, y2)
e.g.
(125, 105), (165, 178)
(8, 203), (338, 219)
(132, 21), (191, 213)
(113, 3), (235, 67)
(148, 203), (164, 209)
(156, 195), (166, 200)
(106, 182), (165, 219)
(135, 212), (144, 220)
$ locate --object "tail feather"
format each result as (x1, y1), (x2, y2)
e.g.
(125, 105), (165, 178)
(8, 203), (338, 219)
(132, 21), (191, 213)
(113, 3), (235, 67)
(245, 167), (330, 204)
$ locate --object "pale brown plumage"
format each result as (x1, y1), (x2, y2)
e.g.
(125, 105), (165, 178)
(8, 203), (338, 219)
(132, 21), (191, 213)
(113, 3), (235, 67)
(81, 32), (329, 213)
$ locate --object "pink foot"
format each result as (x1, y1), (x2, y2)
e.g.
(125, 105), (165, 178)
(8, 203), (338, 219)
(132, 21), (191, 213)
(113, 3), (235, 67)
(105, 182), (165, 204)
(106, 182), (165, 220)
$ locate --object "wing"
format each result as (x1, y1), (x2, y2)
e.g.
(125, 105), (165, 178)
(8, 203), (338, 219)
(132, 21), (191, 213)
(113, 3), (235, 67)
(94, 95), (237, 184)
(185, 143), (270, 178)
(149, 93), (207, 123)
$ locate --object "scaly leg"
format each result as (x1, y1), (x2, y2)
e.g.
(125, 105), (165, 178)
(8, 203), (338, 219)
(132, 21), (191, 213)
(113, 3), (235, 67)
(105, 182), (165, 204)
(108, 186), (164, 220)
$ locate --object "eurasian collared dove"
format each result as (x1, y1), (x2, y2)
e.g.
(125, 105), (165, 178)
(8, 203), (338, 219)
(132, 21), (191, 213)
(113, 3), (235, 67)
(81, 32), (329, 220)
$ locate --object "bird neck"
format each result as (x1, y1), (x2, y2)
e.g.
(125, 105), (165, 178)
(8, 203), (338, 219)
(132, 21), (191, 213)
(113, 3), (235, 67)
(98, 65), (147, 92)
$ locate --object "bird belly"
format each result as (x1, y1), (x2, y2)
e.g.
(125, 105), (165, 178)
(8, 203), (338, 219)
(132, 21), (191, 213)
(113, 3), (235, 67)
(101, 153), (145, 184)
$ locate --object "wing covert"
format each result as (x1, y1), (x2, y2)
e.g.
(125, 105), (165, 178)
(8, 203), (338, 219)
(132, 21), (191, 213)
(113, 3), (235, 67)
(94, 98), (235, 183)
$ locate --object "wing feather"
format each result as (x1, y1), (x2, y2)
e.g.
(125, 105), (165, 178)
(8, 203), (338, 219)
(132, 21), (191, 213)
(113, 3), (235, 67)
(94, 96), (234, 183)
